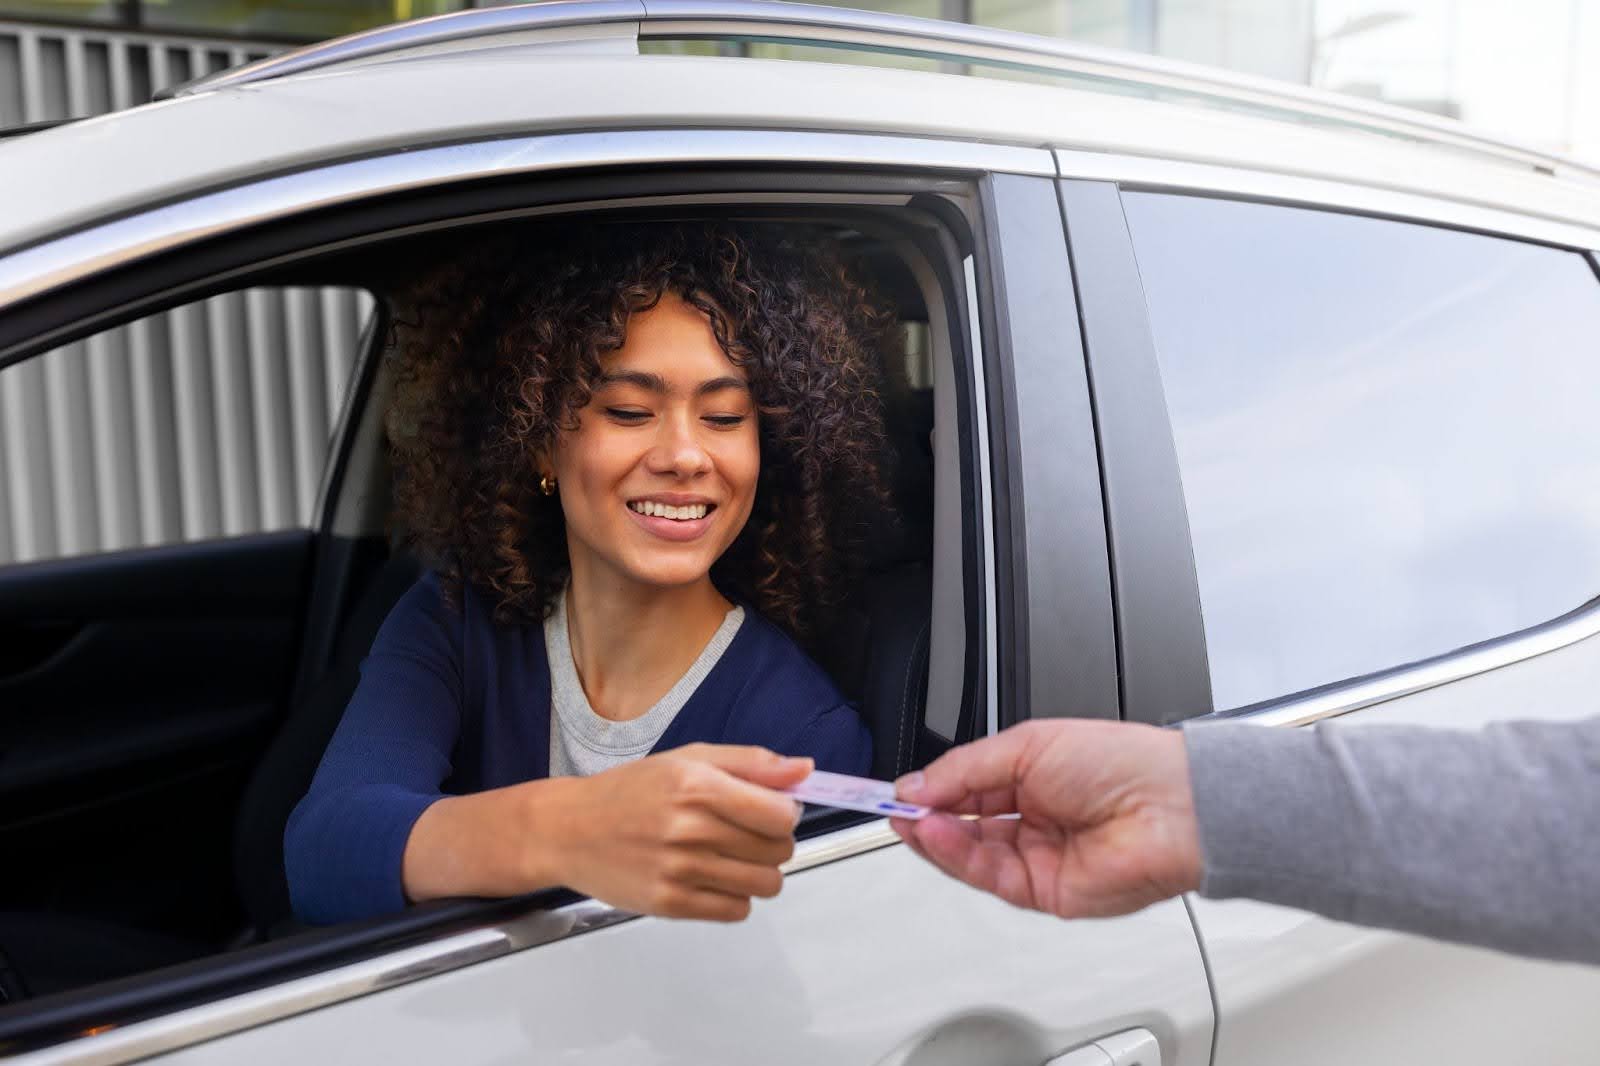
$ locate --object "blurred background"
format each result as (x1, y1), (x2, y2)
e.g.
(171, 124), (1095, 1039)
(2, 0), (1597, 164)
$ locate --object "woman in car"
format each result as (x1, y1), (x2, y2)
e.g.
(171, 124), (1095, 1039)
(285, 222), (893, 926)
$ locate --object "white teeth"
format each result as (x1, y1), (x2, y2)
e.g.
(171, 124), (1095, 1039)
(630, 501), (709, 520)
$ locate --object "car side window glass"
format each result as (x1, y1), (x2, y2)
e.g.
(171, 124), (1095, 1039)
(0, 287), (373, 566)
(1122, 191), (1600, 709)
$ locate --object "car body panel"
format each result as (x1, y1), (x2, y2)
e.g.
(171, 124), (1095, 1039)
(1189, 627), (1600, 1062)
(137, 842), (1214, 1066)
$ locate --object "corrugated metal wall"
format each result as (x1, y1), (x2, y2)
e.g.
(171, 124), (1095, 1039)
(0, 19), (277, 125)
(0, 21), (374, 566)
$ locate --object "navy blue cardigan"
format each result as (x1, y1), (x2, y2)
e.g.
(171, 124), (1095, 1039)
(284, 572), (871, 925)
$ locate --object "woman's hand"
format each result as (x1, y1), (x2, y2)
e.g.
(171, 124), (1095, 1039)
(403, 744), (811, 922)
(892, 720), (1203, 919)
(548, 744), (811, 921)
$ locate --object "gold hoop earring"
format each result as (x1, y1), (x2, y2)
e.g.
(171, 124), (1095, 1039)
(539, 475), (557, 497)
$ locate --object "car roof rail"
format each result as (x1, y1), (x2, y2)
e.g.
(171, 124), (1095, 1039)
(163, 0), (1600, 185)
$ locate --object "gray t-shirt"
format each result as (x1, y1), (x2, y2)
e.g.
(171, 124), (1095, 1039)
(546, 589), (744, 778)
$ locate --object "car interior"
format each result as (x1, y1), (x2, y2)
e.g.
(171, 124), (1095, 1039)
(0, 199), (981, 1031)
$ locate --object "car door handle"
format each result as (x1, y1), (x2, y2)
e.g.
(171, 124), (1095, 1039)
(1045, 1028), (1161, 1066)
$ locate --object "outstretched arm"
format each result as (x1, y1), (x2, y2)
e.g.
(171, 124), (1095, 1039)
(404, 744), (811, 922)
(894, 714), (1600, 966)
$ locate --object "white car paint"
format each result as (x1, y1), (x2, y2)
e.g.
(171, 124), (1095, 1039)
(140, 844), (1213, 1066)
(1190, 627), (1600, 1063)
(2, 46), (1599, 258)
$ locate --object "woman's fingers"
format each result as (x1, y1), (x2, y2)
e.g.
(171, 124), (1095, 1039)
(656, 887), (757, 923)
(669, 809), (795, 866)
(678, 743), (814, 790)
(677, 852), (786, 900)
(668, 757), (805, 839)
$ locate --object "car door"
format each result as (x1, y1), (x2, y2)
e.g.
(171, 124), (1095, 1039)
(0, 129), (1215, 1065)
(1058, 168), (1600, 1062)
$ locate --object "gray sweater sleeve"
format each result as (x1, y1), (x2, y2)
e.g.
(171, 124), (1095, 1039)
(1183, 714), (1600, 964)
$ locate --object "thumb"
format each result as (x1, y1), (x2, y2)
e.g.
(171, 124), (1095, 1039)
(681, 744), (814, 788)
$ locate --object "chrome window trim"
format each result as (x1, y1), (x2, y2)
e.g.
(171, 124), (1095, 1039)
(964, 254), (1000, 740)
(174, 0), (1600, 186)
(15, 824), (902, 1066)
(0, 129), (1052, 312)
(1053, 148), (1600, 253)
(1206, 595), (1600, 731)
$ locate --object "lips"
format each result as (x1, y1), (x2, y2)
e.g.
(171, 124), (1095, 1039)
(624, 497), (719, 543)
(627, 500), (713, 521)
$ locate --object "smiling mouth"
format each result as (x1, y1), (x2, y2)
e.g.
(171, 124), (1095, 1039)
(627, 500), (715, 521)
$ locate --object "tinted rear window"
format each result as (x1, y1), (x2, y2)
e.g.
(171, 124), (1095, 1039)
(1124, 192), (1600, 708)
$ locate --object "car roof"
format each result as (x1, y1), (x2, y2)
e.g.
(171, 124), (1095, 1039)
(2, 0), (1598, 260)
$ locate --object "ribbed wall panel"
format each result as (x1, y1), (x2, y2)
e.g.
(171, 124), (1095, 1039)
(43, 340), (97, 557)
(0, 23), (384, 568)
(285, 289), (336, 523)
(247, 288), (297, 533)
(128, 314), (182, 546)
(0, 290), (374, 565)
(87, 327), (140, 552)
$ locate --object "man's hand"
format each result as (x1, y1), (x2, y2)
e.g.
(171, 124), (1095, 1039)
(892, 720), (1203, 918)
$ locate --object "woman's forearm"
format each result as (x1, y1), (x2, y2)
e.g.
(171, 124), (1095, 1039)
(401, 775), (585, 904)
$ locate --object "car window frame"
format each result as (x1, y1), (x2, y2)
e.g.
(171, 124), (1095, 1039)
(0, 131), (1039, 1061)
(975, 172), (1119, 728)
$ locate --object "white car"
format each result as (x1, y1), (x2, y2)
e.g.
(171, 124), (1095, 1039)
(2, 3), (1599, 1063)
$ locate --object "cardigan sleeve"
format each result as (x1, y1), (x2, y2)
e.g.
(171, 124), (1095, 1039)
(781, 704), (873, 776)
(1184, 714), (1600, 964)
(284, 572), (464, 925)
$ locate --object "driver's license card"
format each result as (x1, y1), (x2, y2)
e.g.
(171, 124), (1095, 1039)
(785, 770), (930, 819)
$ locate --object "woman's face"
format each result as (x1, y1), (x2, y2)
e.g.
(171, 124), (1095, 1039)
(547, 292), (760, 595)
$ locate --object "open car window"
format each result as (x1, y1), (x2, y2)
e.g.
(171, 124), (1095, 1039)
(0, 286), (372, 567)
(0, 168), (995, 1058)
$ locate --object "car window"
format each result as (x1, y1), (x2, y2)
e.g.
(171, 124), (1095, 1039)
(0, 286), (373, 567)
(1122, 191), (1600, 709)
(0, 183), (986, 1054)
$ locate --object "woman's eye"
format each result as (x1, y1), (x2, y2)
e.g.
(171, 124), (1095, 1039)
(703, 414), (747, 428)
(605, 408), (651, 423)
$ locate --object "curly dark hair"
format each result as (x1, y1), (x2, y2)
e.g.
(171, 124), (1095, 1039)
(384, 220), (899, 641)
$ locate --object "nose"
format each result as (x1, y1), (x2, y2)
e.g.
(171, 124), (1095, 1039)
(645, 411), (712, 478)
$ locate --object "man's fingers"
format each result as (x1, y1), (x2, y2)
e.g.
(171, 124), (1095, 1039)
(895, 725), (1041, 810)
(897, 814), (1050, 910)
(903, 814), (1001, 891)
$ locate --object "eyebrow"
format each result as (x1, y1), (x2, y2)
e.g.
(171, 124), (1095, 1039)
(599, 370), (749, 396)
